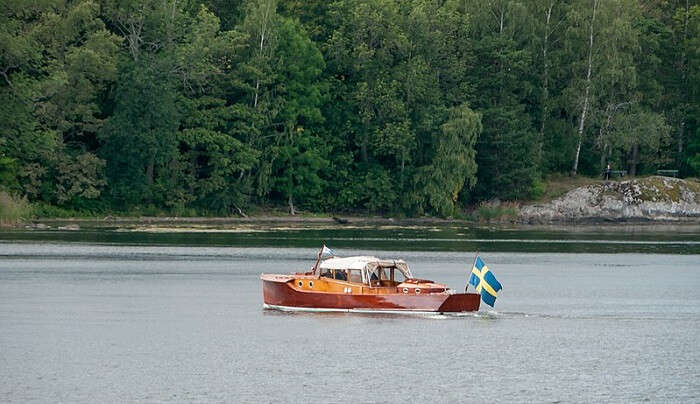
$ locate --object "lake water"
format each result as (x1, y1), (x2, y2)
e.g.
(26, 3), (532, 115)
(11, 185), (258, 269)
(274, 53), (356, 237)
(1, 225), (699, 402)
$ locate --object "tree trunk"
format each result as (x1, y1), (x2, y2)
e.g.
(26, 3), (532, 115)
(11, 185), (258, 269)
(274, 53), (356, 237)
(678, 120), (685, 163)
(253, 28), (264, 108)
(287, 126), (295, 216)
(399, 154), (405, 191)
(253, 81), (260, 108)
(599, 143), (607, 172)
(126, 19), (143, 62)
(499, 8), (505, 35)
(288, 193), (295, 216)
(678, 0), (689, 165)
(360, 128), (368, 162)
(539, 2), (554, 158)
(253, 0), (274, 108)
(629, 143), (638, 176)
(146, 158), (154, 185)
(572, 0), (597, 176)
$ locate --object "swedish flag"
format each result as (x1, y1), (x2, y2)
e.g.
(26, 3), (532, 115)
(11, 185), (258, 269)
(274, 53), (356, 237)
(469, 256), (502, 307)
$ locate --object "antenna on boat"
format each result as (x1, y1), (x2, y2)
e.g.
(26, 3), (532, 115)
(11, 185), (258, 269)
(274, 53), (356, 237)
(466, 251), (478, 293)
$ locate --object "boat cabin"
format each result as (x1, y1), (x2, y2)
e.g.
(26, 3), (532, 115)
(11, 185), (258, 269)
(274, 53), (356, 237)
(317, 256), (413, 287)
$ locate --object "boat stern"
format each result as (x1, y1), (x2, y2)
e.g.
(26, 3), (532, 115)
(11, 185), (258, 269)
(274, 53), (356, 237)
(437, 293), (481, 312)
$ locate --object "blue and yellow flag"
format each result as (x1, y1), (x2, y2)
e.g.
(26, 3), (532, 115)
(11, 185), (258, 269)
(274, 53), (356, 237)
(469, 256), (502, 307)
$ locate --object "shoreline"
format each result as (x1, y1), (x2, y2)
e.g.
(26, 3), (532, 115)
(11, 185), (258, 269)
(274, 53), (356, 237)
(3, 176), (698, 230)
(12, 214), (700, 231)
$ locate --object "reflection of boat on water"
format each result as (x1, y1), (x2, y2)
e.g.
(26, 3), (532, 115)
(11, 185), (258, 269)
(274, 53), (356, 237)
(261, 249), (481, 314)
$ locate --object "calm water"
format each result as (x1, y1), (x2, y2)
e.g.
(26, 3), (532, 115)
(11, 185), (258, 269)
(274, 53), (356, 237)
(1, 226), (699, 402)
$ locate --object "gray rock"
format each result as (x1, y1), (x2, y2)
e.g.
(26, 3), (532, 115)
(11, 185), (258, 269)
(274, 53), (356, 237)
(520, 176), (700, 223)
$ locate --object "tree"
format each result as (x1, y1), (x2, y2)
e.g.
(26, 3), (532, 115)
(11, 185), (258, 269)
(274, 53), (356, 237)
(568, 0), (598, 176)
(100, 59), (180, 206)
(175, 6), (260, 213)
(269, 18), (327, 214)
(1, 0), (119, 206)
(416, 104), (481, 216)
(467, 0), (540, 200)
(1, 0), (696, 216)
(562, 0), (673, 176)
(672, 3), (700, 175)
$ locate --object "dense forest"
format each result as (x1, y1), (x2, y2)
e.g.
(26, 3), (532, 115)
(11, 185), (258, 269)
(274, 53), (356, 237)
(1, 0), (698, 217)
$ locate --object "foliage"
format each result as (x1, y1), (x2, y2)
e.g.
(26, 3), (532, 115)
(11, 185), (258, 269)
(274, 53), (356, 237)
(100, 59), (180, 206)
(1, 0), (697, 217)
(415, 104), (481, 216)
(472, 201), (520, 223)
(0, 191), (30, 225)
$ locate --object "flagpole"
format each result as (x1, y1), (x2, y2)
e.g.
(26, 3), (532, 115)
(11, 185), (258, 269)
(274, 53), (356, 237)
(466, 251), (479, 293)
(312, 244), (324, 277)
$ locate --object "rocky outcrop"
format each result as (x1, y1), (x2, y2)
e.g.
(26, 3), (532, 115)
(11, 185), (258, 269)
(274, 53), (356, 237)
(520, 176), (700, 223)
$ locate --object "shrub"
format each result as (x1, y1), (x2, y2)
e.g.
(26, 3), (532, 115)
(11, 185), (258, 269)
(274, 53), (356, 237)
(0, 191), (30, 226)
(30, 203), (86, 218)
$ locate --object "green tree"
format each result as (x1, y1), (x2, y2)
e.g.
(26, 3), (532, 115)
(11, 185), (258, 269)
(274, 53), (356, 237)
(1, 0), (119, 206)
(325, 0), (479, 214)
(673, 3), (700, 175)
(415, 104), (481, 216)
(174, 6), (260, 213)
(467, 1), (540, 200)
(563, 0), (672, 176)
(100, 60), (180, 206)
(270, 18), (327, 214)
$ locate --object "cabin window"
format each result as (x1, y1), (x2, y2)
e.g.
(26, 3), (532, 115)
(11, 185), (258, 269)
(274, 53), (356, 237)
(347, 270), (363, 284)
(333, 269), (347, 281)
(368, 268), (386, 286)
(370, 268), (387, 281)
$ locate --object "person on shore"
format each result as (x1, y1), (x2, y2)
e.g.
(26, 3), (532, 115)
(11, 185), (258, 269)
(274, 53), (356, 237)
(604, 162), (611, 180)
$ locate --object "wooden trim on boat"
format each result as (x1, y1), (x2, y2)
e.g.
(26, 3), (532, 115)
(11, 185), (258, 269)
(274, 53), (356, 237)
(262, 277), (480, 313)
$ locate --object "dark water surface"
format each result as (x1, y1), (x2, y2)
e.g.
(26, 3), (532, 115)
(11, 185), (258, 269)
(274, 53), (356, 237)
(2, 223), (700, 253)
(1, 227), (699, 402)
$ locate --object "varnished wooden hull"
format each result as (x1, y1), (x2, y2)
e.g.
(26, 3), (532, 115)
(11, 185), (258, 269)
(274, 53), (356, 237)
(262, 278), (480, 314)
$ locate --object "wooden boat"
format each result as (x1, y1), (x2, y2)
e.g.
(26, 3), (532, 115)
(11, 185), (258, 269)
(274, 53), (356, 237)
(261, 253), (481, 314)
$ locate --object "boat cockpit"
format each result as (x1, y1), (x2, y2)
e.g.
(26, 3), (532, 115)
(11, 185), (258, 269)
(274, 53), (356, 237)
(317, 256), (413, 287)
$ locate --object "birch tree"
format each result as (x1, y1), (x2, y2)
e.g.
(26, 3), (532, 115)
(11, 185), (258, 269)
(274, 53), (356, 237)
(570, 0), (597, 176)
(246, 0), (276, 109)
(526, 0), (568, 156)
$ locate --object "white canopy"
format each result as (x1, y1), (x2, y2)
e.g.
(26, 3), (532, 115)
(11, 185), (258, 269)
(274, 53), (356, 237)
(319, 256), (381, 270)
(318, 256), (413, 280)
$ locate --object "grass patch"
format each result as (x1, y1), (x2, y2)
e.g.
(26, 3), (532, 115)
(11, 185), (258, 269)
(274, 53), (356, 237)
(531, 174), (602, 202)
(638, 177), (679, 202)
(471, 201), (520, 222)
(0, 191), (31, 226)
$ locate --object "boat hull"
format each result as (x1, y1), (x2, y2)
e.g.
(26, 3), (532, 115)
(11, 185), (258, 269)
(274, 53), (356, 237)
(262, 278), (480, 314)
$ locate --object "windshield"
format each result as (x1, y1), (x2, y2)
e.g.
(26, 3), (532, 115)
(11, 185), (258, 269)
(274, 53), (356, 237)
(391, 267), (407, 283)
